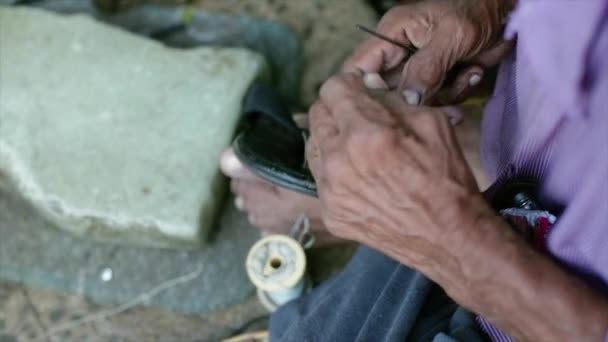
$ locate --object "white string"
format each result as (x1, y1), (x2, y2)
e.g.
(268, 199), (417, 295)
(288, 213), (315, 249)
(265, 277), (306, 306)
(36, 265), (205, 341)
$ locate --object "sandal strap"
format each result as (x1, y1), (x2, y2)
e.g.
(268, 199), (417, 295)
(243, 82), (300, 135)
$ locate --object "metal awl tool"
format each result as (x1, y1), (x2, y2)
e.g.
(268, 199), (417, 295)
(356, 24), (416, 54)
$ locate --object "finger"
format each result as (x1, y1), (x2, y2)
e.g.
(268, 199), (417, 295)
(306, 102), (338, 194)
(319, 73), (368, 101)
(305, 136), (328, 191)
(230, 180), (248, 210)
(308, 101), (340, 152)
(318, 73), (371, 131)
(373, 92), (459, 135)
(234, 196), (245, 210)
(471, 39), (514, 67)
(435, 65), (484, 105)
(375, 90), (408, 110)
(248, 213), (258, 226)
(363, 73), (389, 91)
(343, 36), (407, 74)
(230, 179), (239, 194)
(220, 148), (257, 180)
(442, 106), (464, 126)
(399, 36), (459, 105)
(231, 179), (278, 205)
(344, 4), (419, 73)
(373, 90), (414, 128)
(403, 108), (455, 147)
(380, 62), (406, 90)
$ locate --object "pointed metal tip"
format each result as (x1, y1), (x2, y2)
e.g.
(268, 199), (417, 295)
(355, 23), (416, 53)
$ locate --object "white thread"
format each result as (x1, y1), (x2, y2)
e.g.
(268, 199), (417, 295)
(268, 277), (305, 303)
(246, 235), (307, 311)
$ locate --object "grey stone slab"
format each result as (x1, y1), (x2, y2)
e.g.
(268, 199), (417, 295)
(0, 188), (259, 315)
(0, 7), (267, 247)
(9, 1), (303, 105)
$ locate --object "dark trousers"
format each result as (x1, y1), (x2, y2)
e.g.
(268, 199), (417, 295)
(269, 246), (488, 342)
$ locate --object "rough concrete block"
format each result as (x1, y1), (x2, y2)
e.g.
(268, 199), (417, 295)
(0, 189), (259, 315)
(0, 7), (267, 247)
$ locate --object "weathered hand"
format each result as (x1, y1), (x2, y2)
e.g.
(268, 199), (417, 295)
(306, 73), (485, 266)
(344, 0), (515, 105)
(220, 115), (344, 246)
(306, 73), (608, 342)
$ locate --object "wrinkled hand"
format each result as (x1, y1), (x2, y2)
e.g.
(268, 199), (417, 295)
(306, 73), (486, 266)
(306, 74), (608, 342)
(344, 0), (515, 105)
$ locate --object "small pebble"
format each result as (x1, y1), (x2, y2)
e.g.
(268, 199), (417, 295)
(100, 268), (113, 282)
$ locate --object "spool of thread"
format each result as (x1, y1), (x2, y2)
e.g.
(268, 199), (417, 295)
(246, 235), (307, 311)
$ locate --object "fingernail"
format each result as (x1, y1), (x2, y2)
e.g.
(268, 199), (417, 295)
(443, 106), (463, 126)
(468, 73), (482, 86)
(292, 113), (308, 128)
(234, 196), (244, 210)
(363, 73), (389, 90)
(402, 89), (421, 105)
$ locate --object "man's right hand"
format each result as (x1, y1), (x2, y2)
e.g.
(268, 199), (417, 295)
(344, 0), (515, 105)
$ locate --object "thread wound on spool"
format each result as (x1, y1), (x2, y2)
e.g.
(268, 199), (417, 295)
(246, 235), (307, 309)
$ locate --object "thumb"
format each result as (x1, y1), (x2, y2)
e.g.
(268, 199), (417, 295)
(399, 38), (458, 105)
(342, 36), (407, 74)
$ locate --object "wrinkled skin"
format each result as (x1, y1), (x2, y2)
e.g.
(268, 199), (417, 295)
(305, 72), (608, 342)
(344, 0), (514, 104)
(221, 105), (486, 245)
(305, 73), (480, 261)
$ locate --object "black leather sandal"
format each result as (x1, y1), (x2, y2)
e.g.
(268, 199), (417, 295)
(232, 83), (318, 197)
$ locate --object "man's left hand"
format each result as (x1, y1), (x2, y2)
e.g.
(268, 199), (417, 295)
(306, 72), (486, 268)
(306, 73), (608, 342)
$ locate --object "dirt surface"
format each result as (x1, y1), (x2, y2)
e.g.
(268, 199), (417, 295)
(0, 281), (267, 342)
(0, 244), (355, 342)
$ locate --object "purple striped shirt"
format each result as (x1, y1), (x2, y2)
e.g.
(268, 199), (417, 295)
(477, 0), (608, 340)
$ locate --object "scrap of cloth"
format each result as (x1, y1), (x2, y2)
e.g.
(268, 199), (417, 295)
(478, 0), (608, 340)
